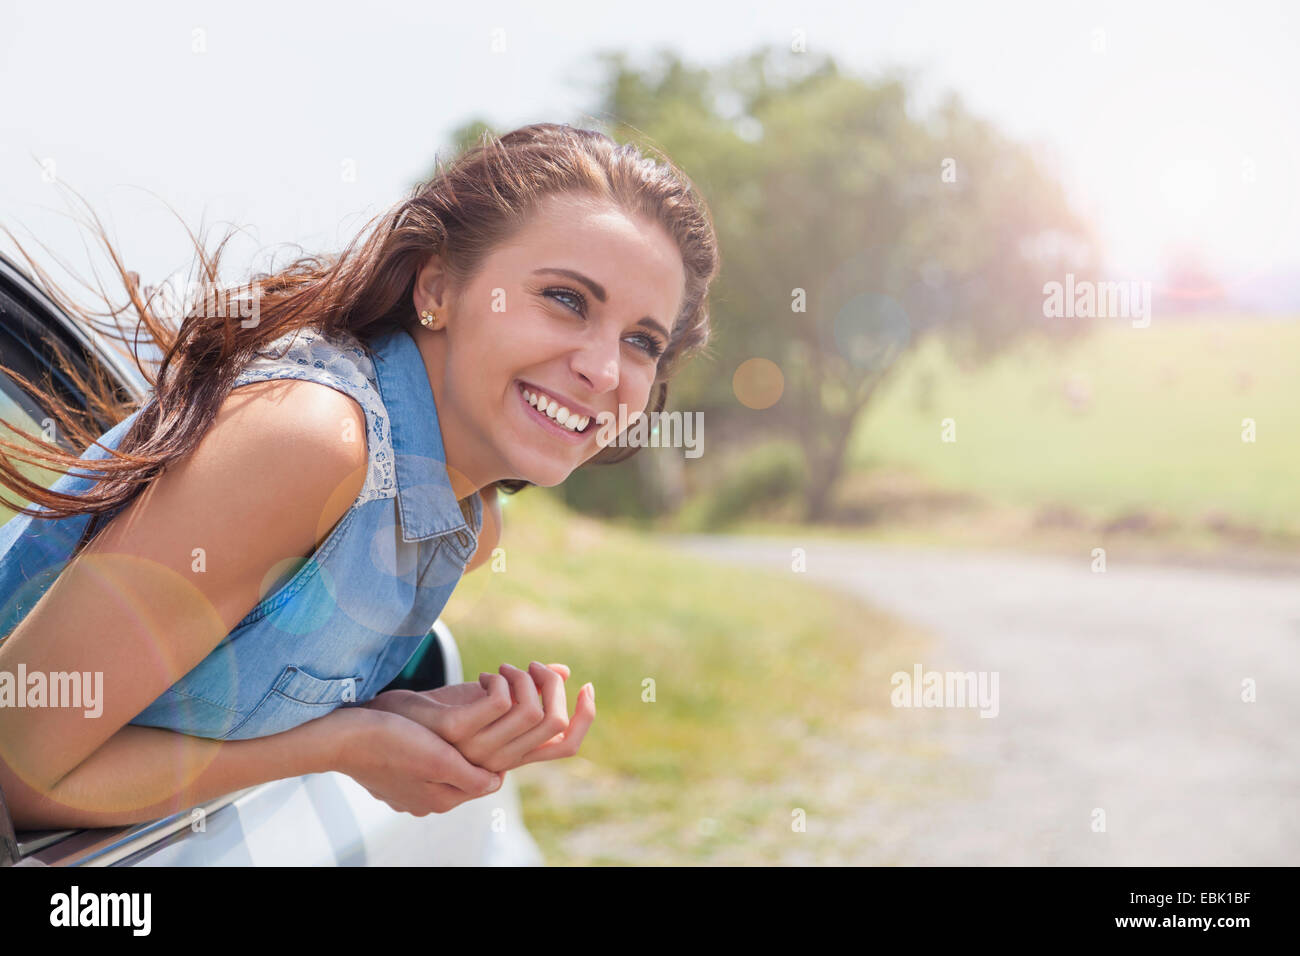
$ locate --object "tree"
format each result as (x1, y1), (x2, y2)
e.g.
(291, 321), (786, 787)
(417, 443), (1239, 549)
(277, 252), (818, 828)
(593, 46), (1098, 519)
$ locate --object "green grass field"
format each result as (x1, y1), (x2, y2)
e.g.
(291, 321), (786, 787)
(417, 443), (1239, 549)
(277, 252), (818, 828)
(847, 318), (1300, 537)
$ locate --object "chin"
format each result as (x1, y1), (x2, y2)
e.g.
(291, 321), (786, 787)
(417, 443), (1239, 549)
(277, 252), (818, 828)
(509, 457), (575, 488)
(525, 472), (571, 489)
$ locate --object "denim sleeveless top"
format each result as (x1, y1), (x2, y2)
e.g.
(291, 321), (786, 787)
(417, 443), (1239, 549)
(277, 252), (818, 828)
(0, 325), (483, 740)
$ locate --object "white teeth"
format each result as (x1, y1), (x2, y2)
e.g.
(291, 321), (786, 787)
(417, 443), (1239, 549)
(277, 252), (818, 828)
(521, 384), (588, 432)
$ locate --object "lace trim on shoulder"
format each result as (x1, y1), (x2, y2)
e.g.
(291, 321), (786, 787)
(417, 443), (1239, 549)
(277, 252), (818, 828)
(232, 327), (396, 504)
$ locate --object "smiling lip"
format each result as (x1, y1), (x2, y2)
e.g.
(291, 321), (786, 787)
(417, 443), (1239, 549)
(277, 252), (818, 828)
(516, 381), (592, 444)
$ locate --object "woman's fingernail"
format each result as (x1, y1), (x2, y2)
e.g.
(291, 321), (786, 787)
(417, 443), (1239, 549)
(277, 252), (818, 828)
(486, 775), (501, 792)
(585, 682), (594, 702)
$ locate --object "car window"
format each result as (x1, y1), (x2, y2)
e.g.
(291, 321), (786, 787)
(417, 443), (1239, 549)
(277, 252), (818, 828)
(0, 358), (63, 528)
(0, 273), (120, 530)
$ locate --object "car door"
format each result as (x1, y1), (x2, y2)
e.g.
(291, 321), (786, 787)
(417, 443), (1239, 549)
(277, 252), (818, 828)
(0, 252), (541, 866)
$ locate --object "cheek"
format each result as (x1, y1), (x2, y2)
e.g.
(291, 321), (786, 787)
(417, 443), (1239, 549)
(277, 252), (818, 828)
(622, 371), (659, 411)
(452, 319), (518, 378)
(482, 310), (559, 363)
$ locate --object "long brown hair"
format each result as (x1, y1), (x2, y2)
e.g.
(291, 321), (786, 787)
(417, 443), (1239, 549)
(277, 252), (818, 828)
(0, 122), (720, 556)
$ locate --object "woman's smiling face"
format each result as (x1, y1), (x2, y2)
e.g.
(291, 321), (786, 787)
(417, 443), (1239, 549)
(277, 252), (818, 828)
(413, 191), (687, 490)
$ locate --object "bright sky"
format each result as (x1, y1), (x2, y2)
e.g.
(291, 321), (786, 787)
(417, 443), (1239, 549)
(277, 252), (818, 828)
(2, 0), (1297, 304)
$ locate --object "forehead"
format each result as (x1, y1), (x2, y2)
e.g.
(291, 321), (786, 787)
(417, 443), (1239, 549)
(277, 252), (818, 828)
(492, 193), (686, 327)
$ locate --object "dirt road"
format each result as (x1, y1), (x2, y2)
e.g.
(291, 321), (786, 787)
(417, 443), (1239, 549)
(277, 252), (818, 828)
(666, 535), (1300, 865)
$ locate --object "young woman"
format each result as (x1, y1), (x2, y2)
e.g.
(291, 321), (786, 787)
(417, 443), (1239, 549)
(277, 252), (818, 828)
(0, 123), (720, 830)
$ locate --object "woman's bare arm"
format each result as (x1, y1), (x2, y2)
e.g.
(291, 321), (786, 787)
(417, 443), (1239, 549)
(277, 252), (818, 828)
(0, 379), (370, 823)
(2, 702), (374, 830)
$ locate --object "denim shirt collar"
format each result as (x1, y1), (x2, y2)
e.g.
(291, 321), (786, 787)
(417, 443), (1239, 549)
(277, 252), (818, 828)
(368, 326), (482, 550)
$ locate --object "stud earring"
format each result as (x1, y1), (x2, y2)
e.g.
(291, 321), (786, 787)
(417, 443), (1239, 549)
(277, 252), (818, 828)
(420, 309), (441, 329)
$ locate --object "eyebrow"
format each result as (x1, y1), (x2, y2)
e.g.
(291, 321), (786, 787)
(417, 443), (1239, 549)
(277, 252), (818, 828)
(532, 267), (673, 342)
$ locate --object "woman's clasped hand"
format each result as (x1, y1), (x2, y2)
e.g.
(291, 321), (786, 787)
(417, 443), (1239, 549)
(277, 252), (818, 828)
(334, 662), (595, 816)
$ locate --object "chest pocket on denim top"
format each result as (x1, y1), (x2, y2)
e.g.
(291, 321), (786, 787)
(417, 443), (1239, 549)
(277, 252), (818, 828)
(220, 664), (364, 740)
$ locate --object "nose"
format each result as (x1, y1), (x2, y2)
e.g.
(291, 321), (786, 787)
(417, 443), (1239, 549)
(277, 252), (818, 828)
(569, 329), (620, 394)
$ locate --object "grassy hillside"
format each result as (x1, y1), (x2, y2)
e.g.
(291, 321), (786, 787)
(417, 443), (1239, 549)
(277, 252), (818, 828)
(849, 318), (1300, 537)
